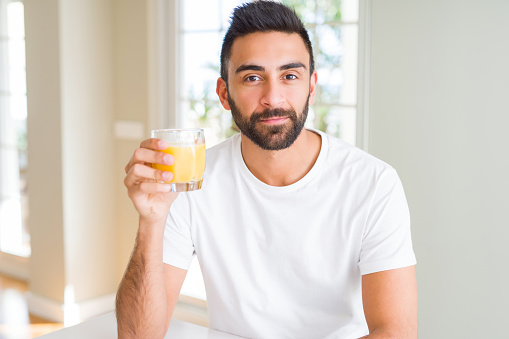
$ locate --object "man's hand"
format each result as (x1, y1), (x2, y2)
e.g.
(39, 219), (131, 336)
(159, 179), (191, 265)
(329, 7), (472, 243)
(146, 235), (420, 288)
(124, 138), (179, 222)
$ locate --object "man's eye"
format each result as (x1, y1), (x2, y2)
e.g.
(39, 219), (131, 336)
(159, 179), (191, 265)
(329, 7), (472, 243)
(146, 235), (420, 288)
(283, 74), (297, 80)
(245, 75), (261, 82)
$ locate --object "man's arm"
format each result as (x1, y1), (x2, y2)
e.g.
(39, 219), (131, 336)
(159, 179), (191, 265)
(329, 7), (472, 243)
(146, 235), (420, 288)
(115, 138), (187, 338)
(359, 266), (418, 339)
(115, 218), (187, 338)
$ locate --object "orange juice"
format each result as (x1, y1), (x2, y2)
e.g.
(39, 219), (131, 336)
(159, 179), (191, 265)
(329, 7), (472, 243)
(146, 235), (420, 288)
(153, 143), (206, 184)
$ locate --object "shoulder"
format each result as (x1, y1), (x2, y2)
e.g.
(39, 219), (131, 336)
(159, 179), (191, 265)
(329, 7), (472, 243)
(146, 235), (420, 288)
(204, 134), (239, 168)
(206, 133), (240, 159)
(318, 131), (398, 181)
(201, 133), (241, 180)
(181, 134), (241, 206)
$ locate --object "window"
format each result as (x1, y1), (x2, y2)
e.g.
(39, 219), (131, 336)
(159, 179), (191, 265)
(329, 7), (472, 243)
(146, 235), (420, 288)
(284, 0), (359, 145)
(179, 0), (245, 147)
(0, 0), (30, 257)
(162, 0), (361, 302)
(180, 0), (359, 147)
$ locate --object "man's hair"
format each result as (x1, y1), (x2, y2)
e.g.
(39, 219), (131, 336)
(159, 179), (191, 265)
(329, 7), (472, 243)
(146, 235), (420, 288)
(220, 0), (314, 82)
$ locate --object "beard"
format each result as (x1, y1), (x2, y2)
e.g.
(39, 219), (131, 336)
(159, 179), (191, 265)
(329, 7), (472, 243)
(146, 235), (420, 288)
(227, 93), (310, 151)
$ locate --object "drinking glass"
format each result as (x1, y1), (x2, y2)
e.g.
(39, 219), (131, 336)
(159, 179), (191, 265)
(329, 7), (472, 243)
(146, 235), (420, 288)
(151, 128), (206, 192)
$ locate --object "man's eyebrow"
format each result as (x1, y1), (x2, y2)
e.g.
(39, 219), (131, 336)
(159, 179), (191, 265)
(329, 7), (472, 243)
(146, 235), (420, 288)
(234, 62), (307, 74)
(235, 64), (265, 74)
(278, 62), (307, 71)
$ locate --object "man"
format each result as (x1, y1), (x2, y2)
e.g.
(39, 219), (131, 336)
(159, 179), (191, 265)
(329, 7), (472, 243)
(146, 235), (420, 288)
(116, 1), (417, 338)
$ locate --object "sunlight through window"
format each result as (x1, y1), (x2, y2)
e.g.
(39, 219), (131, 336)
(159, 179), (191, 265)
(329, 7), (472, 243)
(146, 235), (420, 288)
(179, 0), (359, 147)
(0, 0), (30, 257)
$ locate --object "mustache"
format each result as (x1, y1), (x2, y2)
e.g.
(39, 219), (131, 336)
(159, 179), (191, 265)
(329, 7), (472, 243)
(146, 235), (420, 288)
(250, 108), (297, 123)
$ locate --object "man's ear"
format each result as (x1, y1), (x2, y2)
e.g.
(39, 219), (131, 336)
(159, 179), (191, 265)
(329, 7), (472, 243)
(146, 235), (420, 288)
(308, 71), (318, 106)
(216, 77), (231, 110)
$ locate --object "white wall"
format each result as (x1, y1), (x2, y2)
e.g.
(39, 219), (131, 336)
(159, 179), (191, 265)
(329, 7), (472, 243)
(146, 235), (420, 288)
(59, 0), (116, 305)
(24, 0), (117, 323)
(25, 0), (66, 306)
(368, 1), (509, 338)
(111, 0), (150, 282)
(20, 0), (157, 323)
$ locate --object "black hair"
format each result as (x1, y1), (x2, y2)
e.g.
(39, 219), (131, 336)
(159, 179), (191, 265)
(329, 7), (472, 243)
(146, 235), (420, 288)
(220, 0), (314, 82)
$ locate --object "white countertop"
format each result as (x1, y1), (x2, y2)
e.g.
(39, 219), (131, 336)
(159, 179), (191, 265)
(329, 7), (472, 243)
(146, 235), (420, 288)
(37, 312), (243, 339)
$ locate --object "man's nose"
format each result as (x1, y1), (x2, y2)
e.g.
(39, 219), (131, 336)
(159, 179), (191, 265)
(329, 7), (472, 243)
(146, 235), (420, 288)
(260, 80), (285, 108)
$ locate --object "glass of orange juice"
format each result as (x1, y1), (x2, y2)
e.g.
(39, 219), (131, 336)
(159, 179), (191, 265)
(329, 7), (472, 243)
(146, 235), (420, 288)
(151, 128), (206, 192)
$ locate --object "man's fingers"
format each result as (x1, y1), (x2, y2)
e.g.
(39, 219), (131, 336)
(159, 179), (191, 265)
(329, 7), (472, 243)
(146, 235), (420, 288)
(131, 163), (172, 181)
(133, 147), (173, 166)
(140, 138), (168, 150)
(125, 147), (174, 174)
(126, 181), (173, 200)
(125, 163), (173, 187)
(138, 181), (173, 193)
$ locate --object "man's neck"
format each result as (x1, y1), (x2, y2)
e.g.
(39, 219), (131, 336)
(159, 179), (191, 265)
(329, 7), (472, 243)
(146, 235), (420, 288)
(240, 129), (322, 187)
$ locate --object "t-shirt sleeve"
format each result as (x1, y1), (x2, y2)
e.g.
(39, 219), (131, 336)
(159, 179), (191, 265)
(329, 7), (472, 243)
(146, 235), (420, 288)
(162, 194), (195, 270)
(358, 167), (416, 275)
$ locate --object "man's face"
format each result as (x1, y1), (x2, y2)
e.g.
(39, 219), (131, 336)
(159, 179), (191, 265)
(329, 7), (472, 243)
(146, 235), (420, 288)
(227, 91), (310, 151)
(217, 31), (317, 151)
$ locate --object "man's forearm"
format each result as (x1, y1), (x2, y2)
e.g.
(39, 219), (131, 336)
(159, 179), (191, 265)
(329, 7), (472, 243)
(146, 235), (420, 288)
(116, 218), (168, 338)
(359, 328), (417, 339)
(359, 332), (393, 339)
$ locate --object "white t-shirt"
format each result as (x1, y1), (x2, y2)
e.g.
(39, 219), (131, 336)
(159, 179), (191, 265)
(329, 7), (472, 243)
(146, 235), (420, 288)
(163, 130), (416, 339)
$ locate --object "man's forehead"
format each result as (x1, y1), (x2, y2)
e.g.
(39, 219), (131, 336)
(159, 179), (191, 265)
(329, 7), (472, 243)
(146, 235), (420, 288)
(228, 31), (310, 72)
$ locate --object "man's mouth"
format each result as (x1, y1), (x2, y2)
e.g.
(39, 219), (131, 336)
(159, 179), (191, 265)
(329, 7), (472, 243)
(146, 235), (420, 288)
(259, 116), (289, 124)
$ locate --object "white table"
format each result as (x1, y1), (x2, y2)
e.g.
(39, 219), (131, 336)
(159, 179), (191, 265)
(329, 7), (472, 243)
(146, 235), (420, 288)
(37, 312), (243, 338)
